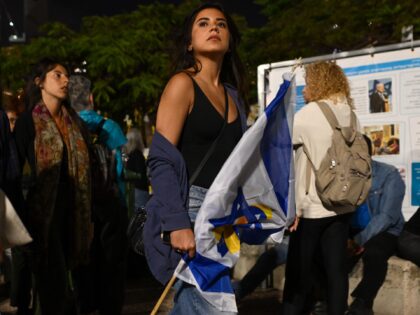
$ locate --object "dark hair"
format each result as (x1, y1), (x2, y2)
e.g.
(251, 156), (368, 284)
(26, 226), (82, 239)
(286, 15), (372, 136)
(24, 58), (69, 111)
(172, 2), (248, 109)
(363, 134), (373, 156)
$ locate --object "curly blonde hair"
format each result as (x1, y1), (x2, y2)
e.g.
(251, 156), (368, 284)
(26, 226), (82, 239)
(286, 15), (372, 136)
(304, 61), (354, 108)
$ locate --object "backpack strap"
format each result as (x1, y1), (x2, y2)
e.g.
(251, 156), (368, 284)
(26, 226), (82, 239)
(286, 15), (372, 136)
(303, 144), (314, 195)
(304, 102), (343, 194)
(318, 101), (358, 131)
(317, 102), (339, 129)
(349, 111), (358, 131)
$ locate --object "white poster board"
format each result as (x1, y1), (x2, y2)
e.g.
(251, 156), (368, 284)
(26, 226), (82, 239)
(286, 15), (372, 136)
(258, 41), (420, 219)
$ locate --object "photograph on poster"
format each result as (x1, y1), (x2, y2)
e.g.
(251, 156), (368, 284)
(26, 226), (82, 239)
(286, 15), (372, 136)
(368, 78), (392, 113)
(364, 123), (400, 156)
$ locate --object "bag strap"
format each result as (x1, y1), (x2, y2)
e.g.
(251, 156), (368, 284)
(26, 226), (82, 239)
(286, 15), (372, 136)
(317, 101), (357, 131)
(349, 111), (357, 130)
(304, 102), (339, 194)
(189, 86), (229, 186)
(304, 102), (338, 194)
(317, 101), (340, 129)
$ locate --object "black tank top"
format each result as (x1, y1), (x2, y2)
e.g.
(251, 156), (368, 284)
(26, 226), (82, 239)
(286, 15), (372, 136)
(178, 79), (242, 189)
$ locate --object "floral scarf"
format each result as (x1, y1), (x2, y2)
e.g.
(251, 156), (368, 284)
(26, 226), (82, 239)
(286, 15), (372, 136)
(32, 102), (92, 267)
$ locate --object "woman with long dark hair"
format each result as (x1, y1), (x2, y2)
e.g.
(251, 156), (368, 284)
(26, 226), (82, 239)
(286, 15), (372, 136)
(14, 59), (92, 314)
(143, 3), (248, 314)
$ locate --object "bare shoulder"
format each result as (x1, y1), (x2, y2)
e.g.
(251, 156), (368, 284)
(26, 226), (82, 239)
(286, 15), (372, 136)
(156, 72), (194, 145)
(162, 72), (193, 101)
(168, 71), (193, 86)
(158, 72), (194, 115)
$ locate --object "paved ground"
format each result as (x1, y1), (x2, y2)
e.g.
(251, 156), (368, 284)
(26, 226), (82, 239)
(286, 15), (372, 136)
(0, 251), (283, 314)
(123, 252), (283, 315)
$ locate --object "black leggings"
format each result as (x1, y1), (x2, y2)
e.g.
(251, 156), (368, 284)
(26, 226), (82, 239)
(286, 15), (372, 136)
(397, 230), (420, 267)
(283, 213), (351, 315)
(349, 231), (397, 303)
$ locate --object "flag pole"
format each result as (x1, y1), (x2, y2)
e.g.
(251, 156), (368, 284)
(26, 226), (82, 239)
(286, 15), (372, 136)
(150, 274), (177, 315)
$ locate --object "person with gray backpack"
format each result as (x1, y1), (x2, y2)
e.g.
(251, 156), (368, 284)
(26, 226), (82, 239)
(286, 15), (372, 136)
(283, 61), (371, 315)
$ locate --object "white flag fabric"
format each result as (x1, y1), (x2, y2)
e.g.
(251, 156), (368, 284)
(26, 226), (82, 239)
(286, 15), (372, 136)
(175, 73), (296, 312)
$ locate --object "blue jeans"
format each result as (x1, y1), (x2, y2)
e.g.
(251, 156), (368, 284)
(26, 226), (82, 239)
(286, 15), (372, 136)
(170, 281), (237, 315)
(187, 185), (208, 223)
(170, 185), (236, 314)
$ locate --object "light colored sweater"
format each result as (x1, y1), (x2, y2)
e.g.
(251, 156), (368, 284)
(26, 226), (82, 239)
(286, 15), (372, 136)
(293, 97), (360, 218)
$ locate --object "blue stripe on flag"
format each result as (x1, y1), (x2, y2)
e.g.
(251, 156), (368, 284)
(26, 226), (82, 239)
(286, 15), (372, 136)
(209, 188), (282, 252)
(260, 80), (292, 216)
(184, 253), (233, 293)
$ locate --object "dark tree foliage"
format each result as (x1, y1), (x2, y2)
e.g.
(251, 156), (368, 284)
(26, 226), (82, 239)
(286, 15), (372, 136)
(1, 0), (419, 115)
(0, 1), (200, 123)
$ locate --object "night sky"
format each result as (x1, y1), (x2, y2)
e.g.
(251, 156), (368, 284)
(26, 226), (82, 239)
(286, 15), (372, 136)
(0, 0), (265, 45)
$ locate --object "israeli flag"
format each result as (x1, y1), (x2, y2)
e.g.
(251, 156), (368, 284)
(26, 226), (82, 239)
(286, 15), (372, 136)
(175, 73), (296, 312)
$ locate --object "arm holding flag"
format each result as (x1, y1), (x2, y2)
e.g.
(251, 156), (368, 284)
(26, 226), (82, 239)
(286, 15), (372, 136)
(153, 73), (197, 256)
(143, 74), (195, 284)
(156, 72), (199, 257)
(144, 131), (191, 284)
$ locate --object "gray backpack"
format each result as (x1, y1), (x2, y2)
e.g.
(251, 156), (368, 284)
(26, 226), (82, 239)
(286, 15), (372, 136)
(303, 102), (372, 212)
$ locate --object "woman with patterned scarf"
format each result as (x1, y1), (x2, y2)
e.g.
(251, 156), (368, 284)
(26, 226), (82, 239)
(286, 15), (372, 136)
(14, 59), (92, 315)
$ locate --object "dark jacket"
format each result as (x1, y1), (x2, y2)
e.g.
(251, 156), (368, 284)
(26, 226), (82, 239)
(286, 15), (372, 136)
(144, 85), (247, 284)
(369, 91), (386, 113)
(0, 109), (22, 211)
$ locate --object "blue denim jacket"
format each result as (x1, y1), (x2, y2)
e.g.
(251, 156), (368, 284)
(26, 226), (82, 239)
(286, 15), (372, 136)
(354, 160), (405, 246)
(144, 85), (247, 284)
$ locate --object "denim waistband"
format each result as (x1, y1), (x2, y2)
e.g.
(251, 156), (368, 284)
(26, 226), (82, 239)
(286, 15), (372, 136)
(188, 185), (208, 223)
